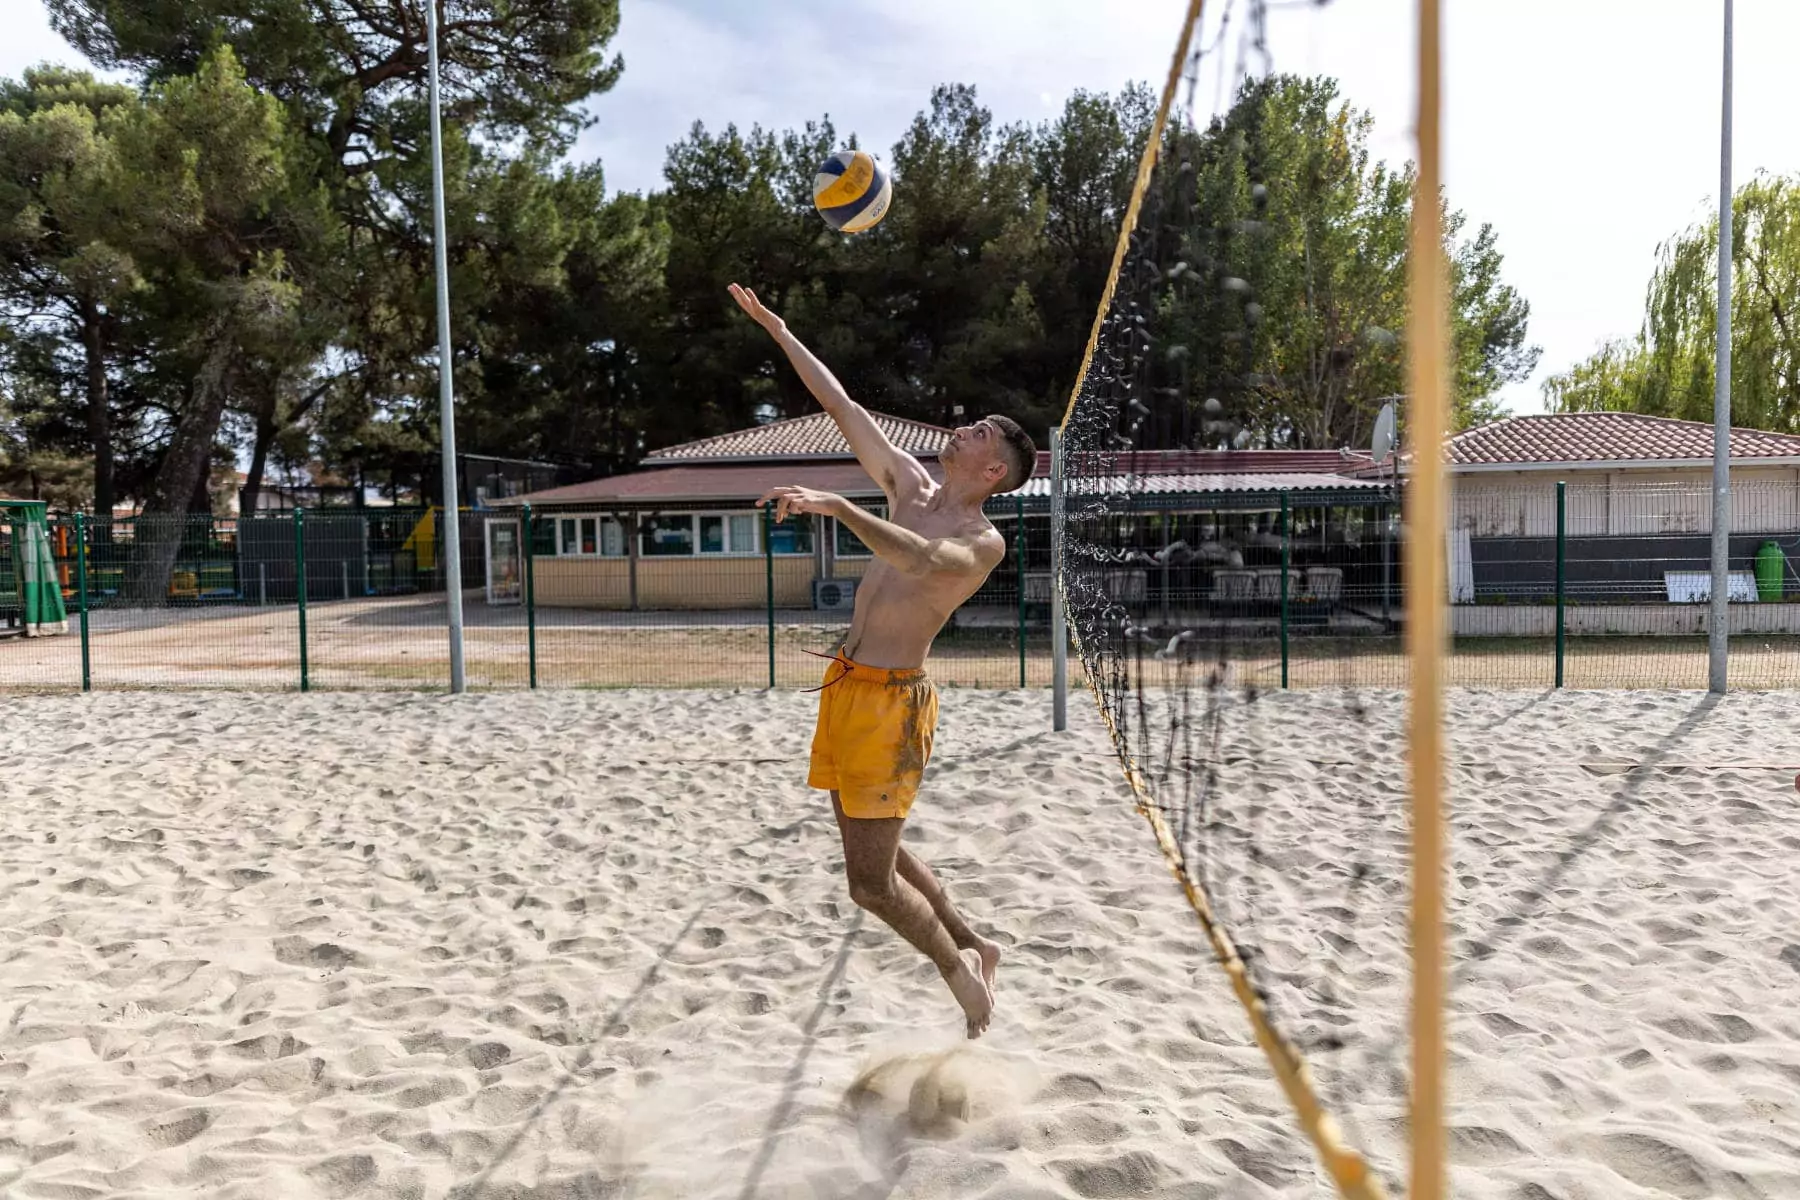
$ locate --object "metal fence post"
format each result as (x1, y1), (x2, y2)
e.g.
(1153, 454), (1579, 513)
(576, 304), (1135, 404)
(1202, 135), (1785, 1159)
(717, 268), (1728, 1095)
(524, 504), (538, 689)
(75, 512), (91, 693)
(764, 504), (776, 689)
(1555, 480), (1566, 689)
(1015, 494), (1026, 689)
(1279, 491), (1290, 689)
(1049, 426), (1067, 731)
(295, 507), (310, 692)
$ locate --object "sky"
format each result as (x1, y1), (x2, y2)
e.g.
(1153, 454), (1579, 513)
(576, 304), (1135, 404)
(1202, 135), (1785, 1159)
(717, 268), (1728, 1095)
(6, 0), (1797, 419)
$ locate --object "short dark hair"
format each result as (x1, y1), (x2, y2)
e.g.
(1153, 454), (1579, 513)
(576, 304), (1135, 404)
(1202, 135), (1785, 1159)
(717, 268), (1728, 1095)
(986, 414), (1037, 494)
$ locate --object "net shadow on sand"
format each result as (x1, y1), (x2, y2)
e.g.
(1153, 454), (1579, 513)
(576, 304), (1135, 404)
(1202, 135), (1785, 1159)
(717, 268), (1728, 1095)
(452, 900), (711, 1199)
(732, 913), (870, 1200)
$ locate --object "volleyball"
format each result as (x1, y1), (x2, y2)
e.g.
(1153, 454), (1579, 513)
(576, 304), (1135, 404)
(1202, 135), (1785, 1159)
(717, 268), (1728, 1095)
(813, 149), (892, 234)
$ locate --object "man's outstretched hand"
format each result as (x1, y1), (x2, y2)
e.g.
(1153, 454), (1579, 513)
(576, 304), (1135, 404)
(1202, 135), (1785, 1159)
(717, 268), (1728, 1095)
(758, 485), (845, 523)
(728, 283), (785, 335)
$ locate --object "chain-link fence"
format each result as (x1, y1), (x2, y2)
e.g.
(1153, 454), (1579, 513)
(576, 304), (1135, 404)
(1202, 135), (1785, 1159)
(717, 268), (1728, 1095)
(2, 480), (1795, 692)
(1456, 478), (1800, 689)
(1071, 478), (1800, 691)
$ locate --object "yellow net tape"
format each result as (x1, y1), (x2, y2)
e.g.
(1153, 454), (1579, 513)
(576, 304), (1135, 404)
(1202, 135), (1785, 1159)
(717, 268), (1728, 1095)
(1053, 2), (1389, 1195)
(1057, 0), (1203, 432)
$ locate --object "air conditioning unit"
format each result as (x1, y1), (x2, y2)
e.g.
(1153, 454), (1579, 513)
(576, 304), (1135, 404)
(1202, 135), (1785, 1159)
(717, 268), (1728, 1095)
(813, 577), (860, 611)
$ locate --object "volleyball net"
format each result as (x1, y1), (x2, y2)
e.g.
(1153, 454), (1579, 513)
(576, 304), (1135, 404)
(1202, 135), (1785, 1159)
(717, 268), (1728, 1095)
(1053, 2), (1431, 1195)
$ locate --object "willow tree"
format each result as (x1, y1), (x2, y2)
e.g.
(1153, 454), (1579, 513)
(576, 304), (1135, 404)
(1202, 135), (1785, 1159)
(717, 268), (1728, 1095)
(1544, 173), (1800, 433)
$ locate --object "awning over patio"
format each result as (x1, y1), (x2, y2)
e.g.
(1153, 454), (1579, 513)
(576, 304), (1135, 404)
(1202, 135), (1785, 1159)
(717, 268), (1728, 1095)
(494, 462), (1388, 514)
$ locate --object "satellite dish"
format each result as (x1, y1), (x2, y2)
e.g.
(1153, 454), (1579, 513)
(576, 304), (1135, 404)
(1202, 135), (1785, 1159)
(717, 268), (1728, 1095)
(1371, 402), (1397, 465)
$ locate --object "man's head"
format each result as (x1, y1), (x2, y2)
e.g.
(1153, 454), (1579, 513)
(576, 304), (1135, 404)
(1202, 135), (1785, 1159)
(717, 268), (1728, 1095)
(941, 414), (1037, 495)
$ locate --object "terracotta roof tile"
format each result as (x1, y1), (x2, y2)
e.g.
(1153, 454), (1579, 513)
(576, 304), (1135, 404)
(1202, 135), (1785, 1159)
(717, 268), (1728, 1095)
(497, 462), (903, 505)
(643, 410), (951, 462)
(1446, 413), (1800, 466)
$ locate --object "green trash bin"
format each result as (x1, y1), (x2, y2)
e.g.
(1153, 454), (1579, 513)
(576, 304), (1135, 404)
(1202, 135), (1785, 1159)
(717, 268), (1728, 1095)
(1754, 540), (1786, 602)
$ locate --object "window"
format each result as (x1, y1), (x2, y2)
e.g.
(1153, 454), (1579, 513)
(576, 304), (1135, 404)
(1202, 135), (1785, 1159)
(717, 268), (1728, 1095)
(641, 515), (695, 557)
(767, 515), (814, 556)
(553, 515), (624, 558)
(556, 516), (589, 555)
(833, 503), (887, 558)
(697, 513), (760, 555)
(542, 511), (811, 557)
(699, 515), (725, 554)
(530, 514), (555, 555)
(636, 512), (768, 557)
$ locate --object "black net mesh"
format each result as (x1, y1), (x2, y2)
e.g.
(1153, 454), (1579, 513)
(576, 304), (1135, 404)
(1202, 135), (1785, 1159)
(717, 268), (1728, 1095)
(1057, 4), (1400, 1195)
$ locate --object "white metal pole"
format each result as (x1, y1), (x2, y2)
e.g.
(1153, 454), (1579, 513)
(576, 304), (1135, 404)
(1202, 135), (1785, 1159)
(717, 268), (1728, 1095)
(1708, 0), (1733, 694)
(1050, 426), (1068, 732)
(426, 0), (467, 693)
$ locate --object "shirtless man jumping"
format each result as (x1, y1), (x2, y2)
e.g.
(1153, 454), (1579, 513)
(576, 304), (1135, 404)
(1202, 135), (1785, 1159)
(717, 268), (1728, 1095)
(730, 283), (1037, 1039)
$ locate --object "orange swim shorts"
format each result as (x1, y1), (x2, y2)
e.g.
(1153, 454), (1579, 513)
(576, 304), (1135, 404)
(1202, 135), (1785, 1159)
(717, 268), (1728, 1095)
(806, 654), (939, 820)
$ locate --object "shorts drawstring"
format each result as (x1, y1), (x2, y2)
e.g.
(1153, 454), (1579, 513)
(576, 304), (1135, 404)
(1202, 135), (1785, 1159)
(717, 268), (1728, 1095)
(802, 647), (853, 693)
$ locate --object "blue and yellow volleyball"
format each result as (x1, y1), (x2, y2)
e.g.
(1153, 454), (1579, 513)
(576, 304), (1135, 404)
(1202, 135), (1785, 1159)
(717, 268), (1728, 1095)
(812, 150), (892, 234)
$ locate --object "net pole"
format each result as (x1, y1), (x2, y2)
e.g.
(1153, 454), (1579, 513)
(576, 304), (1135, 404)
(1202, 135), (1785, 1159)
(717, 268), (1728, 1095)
(1050, 426), (1068, 731)
(295, 508), (310, 693)
(1708, 0), (1733, 693)
(1382, 491), (1392, 627)
(764, 504), (776, 689)
(76, 510), (91, 693)
(1280, 491), (1290, 689)
(1407, 0), (1449, 1197)
(1016, 493), (1026, 689)
(1555, 481), (1566, 688)
(425, 0), (467, 694)
(524, 504), (538, 690)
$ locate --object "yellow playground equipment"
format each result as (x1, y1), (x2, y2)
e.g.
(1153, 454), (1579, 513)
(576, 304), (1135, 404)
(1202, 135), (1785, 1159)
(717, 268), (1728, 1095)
(403, 506), (440, 572)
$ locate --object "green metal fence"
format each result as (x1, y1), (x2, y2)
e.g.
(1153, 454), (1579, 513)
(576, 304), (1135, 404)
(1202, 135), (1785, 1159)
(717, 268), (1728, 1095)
(1, 480), (1796, 693)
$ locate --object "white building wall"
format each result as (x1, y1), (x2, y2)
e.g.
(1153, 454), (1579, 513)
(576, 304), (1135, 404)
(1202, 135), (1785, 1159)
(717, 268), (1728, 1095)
(1450, 467), (1800, 537)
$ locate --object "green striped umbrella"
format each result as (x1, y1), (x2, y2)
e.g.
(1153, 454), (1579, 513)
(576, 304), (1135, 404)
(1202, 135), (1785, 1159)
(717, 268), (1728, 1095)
(9, 502), (68, 635)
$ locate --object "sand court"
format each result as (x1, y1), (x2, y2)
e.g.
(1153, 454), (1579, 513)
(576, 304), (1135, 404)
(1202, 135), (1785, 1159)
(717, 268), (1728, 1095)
(2, 688), (1798, 1198)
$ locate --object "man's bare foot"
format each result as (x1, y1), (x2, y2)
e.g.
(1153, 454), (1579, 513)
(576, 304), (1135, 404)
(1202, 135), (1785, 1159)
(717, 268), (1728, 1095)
(973, 936), (1002, 995)
(945, 948), (994, 1039)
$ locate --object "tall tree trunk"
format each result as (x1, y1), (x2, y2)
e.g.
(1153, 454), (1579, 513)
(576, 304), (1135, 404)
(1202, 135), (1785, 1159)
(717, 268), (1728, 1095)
(242, 377), (330, 515)
(122, 317), (233, 604)
(79, 296), (114, 525)
(241, 388), (279, 516)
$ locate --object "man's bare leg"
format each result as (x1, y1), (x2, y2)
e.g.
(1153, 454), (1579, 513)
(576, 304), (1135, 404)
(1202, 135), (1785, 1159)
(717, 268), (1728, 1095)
(896, 847), (1002, 993)
(832, 793), (992, 1037)
(831, 801), (999, 987)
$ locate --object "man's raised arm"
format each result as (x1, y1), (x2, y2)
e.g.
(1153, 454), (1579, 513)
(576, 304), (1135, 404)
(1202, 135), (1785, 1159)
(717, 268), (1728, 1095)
(729, 283), (928, 497)
(759, 485), (1004, 580)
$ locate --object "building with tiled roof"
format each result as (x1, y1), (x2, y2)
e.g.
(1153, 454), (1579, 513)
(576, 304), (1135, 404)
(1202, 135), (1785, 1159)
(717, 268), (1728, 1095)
(1445, 412), (1800, 471)
(494, 409), (1386, 611)
(481, 405), (1799, 620)
(1428, 412), (1800, 542)
(1424, 411), (1800, 632)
